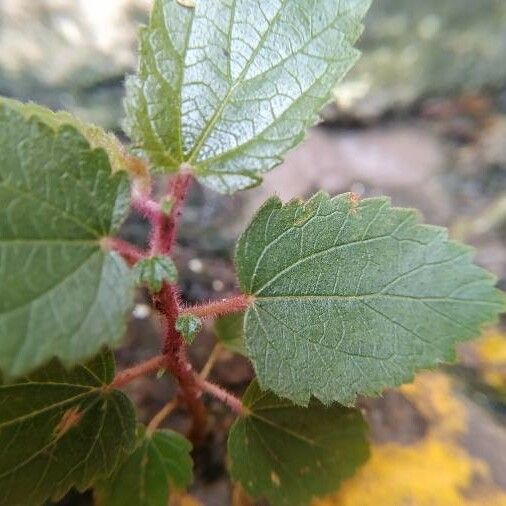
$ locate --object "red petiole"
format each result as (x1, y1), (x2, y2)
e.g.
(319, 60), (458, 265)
(180, 294), (252, 319)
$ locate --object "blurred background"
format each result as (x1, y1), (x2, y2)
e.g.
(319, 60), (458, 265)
(2, 1), (505, 504)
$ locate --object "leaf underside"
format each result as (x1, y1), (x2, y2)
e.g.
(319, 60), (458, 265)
(0, 102), (134, 380)
(95, 428), (193, 506)
(0, 351), (136, 506)
(228, 380), (369, 506)
(236, 192), (505, 405)
(125, 0), (371, 193)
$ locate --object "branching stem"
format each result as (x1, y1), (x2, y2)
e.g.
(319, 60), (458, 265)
(109, 170), (248, 443)
(154, 282), (208, 443)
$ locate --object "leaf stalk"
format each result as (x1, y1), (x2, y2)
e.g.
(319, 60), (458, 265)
(195, 376), (247, 416)
(109, 355), (167, 389)
(181, 294), (252, 319)
(103, 237), (146, 266)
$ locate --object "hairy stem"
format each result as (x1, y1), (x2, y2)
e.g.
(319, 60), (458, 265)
(132, 196), (162, 220)
(154, 283), (208, 443)
(135, 171), (207, 442)
(195, 376), (247, 416)
(165, 171), (192, 252)
(110, 355), (166, 389)
(181, 294), (252, 319)
(103, 237), (146, 266)
(109, 167), (244, 441)
(150, 172), (192, 255)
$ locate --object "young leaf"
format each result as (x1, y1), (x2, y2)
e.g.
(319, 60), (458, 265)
(236, 192), (506, 405)
(214, 313), (247, 355)
(136, 255), (178, 292)
(95, 428), (193, 506)
(0, 102), (134, 380)
(125, 0), (371, 193)
(228, 380), (369, 506)
(176, 314), (203, 344)
(0, 351), (136, 506)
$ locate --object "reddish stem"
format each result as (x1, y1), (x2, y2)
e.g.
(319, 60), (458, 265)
(132, 197), (161, 220)
(150, 172), (192, 255)
(103, 237), (146, 266)
(181, 294), (252, 319)
(110, 355), (166, 389)
(195, 376), (247, 416)
(154, 283), (208, 443)
(131, 176), (160, 220)
(120, 169), (212, 442)
(166, 172), (192, 251)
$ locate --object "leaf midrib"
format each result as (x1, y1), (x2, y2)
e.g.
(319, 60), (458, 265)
(254, 293), (501, 304)
(164, 0), (194, 164)
(186, 2), (360, 168)
(191, 52), (357, 172)
(0, 387), (97, 430)
(247, 410), (320, 448)
(186, 0), (289, 164)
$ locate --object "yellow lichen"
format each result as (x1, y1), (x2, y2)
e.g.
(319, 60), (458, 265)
(473, 330), (506, 391)
(314, 438), (495, 506)
(313, 372), (506, 506)
(476, 330), (506, 366)
(400, 371), (467, 436)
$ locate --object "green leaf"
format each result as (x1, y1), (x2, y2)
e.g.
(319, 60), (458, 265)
(95, 428), (193, 506)
(176, 314), (202, 344)
(0, 102), (134, 380)
(136, 255), (178, 292)
(214, 313), (247, 355)
(228, 380), (369, 506)
(236, 192), (506, 405)
(0, 351), (137, 506)
(125, 0), (370, 193)
(0, 97), (129, 174)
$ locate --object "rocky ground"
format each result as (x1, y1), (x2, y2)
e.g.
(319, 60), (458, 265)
(1, 1), (505, 505)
